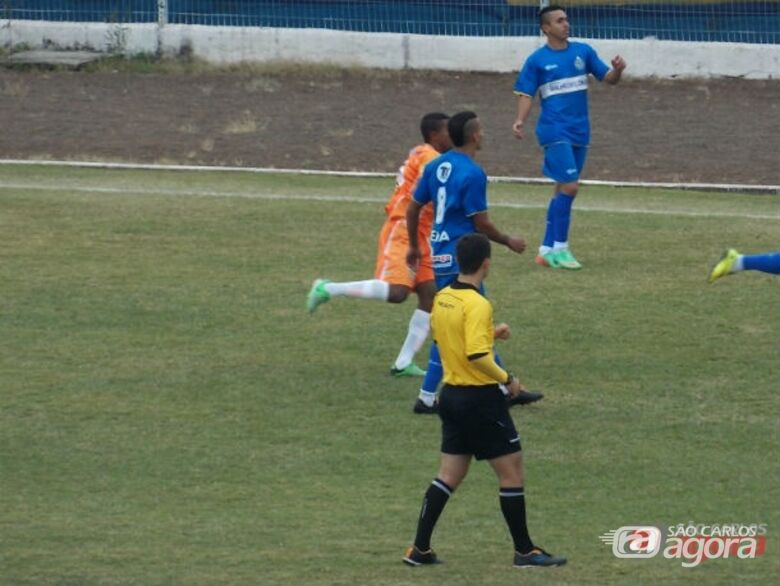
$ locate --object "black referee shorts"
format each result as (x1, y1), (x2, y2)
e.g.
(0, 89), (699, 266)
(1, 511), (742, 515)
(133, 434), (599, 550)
(439, 383), (521, 461)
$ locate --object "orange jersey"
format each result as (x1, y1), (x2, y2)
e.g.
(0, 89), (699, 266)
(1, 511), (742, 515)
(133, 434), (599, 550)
(384, 143), (439, 236)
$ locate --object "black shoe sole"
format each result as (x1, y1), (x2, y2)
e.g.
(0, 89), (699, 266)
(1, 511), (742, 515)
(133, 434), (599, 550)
(403, 556), (441, 566)
(507, 391), (544, 407)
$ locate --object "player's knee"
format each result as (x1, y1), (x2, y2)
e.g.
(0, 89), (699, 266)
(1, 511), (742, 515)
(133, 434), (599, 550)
(559, 182), (579, 197)
(387, 285), (410, 304)
(438, 470), (466, 490)
(499, 469), (524, 486)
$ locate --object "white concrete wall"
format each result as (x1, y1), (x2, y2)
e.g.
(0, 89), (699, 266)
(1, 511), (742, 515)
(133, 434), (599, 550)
(3, 20), (779, 79)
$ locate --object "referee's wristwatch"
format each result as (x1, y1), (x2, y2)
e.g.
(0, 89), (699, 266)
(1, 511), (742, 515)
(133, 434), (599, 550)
(504, 372), (515, 386)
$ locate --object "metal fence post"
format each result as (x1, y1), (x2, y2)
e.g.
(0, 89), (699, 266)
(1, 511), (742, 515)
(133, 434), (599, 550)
(157, 0), (167, 56)
(158, 0), (168, 26)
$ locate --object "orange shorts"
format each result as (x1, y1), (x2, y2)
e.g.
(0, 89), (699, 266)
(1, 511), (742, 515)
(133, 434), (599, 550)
(374, 218), (434, 288)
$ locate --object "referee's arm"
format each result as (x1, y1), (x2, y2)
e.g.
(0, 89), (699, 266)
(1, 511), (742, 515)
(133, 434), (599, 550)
(468, 352), (511, 386)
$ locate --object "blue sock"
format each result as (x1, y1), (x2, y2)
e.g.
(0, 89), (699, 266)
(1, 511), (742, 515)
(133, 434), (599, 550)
(421, 342), (443, 395)
(542, 198), (555, 249)
(743, 252), (780, 275)
(552, 193), (574, 245)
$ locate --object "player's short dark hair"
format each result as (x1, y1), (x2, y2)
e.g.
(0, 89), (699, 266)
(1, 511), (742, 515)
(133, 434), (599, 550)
(420, 112), (450, 142)
(448, 111), (478, 148)
(540, 4), (566, 25)
(457, 233), (491, 275)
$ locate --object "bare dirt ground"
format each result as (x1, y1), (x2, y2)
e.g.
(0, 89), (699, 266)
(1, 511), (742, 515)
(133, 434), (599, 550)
(1, 67), (778, 185)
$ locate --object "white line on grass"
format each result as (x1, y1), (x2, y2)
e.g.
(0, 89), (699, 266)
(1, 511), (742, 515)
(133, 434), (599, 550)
(1, 181), (778, 221)
(1, 158), (778, 195)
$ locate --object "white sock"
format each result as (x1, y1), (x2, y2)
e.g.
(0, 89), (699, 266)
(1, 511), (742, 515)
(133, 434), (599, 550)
(733, 255), (745, 272)
(418, 390), (437, 407)
(324, 279), (389, 301)
(539, 245), (552, 256)
(553, 241), (569, 252)
(394, 309), (431, 370)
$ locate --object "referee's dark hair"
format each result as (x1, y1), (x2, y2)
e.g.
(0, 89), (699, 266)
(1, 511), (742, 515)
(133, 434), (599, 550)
(457, 233), (492, 275)
(540, 4), (566, 25)
(448, 111), (478, 148)
(420, 112), (450, 142)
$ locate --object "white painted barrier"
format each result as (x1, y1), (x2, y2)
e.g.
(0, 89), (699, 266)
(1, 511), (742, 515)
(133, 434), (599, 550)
(2, 20), (779, 79)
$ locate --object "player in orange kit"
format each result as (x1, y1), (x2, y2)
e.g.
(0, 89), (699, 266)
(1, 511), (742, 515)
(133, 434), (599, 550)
(307, 113), (452, 378)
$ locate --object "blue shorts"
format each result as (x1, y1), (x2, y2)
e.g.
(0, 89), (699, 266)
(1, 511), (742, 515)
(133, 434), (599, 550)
(542, 142), (588, 184)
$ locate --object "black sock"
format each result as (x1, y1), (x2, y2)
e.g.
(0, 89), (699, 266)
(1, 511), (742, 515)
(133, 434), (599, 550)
(499, 486), (534, 554)
(413, 478), (453, 551)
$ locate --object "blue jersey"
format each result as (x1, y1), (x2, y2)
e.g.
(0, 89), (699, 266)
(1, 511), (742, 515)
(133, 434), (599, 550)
(514, 42), (609, 147)
(413, 150), (488, 278)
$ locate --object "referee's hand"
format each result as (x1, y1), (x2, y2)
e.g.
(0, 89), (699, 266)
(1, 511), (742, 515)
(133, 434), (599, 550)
(495, 323), (511, 340)
(506, 378), (525, 397)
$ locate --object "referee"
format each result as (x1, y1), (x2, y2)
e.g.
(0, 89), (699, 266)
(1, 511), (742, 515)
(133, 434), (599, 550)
(402, 233), (566, 569)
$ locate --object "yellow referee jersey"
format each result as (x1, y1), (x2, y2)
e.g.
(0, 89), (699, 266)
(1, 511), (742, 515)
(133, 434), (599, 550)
(431, 281), (503, 386)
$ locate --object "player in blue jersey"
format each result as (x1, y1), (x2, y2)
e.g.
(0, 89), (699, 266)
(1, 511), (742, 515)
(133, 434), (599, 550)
(709, 249), (780, 282)
(406, 111), (542, 413)
(512, 4), (626, 270)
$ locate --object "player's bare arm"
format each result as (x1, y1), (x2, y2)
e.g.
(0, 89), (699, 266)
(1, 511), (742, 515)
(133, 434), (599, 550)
(406, 199), (424, 269)
(473, 212), (526, 254)
(604, 55), (627, 85)
(512, 94), (534, 139)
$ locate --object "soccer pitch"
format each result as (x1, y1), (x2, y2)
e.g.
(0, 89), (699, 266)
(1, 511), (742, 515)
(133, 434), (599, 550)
(1, 163), (778, 585)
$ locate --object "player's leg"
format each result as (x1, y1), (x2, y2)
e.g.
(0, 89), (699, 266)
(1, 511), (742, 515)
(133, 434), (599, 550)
(537, 143), (584, 270)
(551, 145), (588, 269)
(477, 396), (553, 566)
(405, 385), (472, 566)
(413, 273), (455, 413)
(415, 343), (442, 413)
(550, 181), (581, 270)
(743, 252), (780, 274)
(369, 220), (431, 376)
(306, 278), (389, 313)
(489, 452), (533, 554)
(709, 249), (780, 282)
(536, 190), (557, 267)
(489, 450), (566, 567)
(308, 218), (416, 313)
(387, 284), (412, 303)
(307, 220), (401, 313)
(391, 279), (435, 377)
(403, 453), (470, 566)
(538, 142), (577, 267)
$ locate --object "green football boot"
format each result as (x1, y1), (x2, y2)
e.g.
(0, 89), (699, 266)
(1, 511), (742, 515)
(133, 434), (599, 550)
(390, 362), (427, 377)
(307, 279), (331, 313)
(535, 252), (560, 268)
(554, 249), (582, 270)
(708, 249), (739, 283)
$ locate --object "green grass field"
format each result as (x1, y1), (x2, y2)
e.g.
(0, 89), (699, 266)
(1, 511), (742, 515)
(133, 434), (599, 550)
(1, 163), (778, 585)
